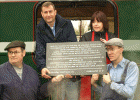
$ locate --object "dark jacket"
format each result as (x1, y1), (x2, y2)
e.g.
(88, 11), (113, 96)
(0, 62), (45, 100)
(35, 14), (77, 71)
(79, 31), (115, 42)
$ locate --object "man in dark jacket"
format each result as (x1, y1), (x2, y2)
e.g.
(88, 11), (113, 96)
(35, 2), (80, 100)
(0, 41), (47, 100)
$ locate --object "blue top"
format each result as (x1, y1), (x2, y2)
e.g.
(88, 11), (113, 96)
(48, 22), (55, 36)
(95, 58), (139, 100)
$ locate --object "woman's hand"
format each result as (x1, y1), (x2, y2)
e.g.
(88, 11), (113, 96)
(100, 38), (106, 43)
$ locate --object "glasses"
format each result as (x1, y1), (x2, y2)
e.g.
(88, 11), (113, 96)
(106, 48), (119, 52)
(8, 51), (22, 55)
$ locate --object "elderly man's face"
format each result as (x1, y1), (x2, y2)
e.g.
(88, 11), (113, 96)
(106, 45), (123, 62)
(8, 47), (25, 66)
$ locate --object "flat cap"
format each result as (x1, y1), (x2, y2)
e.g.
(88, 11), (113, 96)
(4, 41), (26, 51)
(105, 38), (124, 48)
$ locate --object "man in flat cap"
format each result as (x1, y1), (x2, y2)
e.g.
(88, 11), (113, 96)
(91, 38), (139, 100)
(0, 41), (47, 100)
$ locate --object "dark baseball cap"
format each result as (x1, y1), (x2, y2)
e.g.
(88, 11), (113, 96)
(4, 41), (26, 51)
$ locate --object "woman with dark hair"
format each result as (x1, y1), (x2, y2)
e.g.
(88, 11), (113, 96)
(80, 11), (114, 42)
(79, 11), (115, 100)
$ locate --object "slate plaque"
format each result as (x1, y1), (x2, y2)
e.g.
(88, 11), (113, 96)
(46, 41), (107, 76)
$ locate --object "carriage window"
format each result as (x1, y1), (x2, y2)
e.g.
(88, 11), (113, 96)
(34, 0), (118, 41)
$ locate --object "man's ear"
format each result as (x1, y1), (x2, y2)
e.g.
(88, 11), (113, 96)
(41, 11), (43, 17)
(55, 10), (57, 15)
(23, 50), (26, 57)
(120, 47), (124, 53)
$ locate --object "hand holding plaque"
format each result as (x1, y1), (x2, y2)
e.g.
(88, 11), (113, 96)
(65, 74), (73, 78)
(91, 74), (99, 87)
(41, 68), (51, 79)
(51, 74), (64, 83)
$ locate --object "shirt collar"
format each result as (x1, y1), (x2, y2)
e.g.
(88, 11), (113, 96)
(48, 21), (55, 29)
(109, 57), (126, 68)
(12, 65), (23, 69)
(117, 57), (125, 68)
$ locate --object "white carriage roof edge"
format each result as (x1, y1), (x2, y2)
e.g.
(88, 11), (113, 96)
(0, 40), (140, 53)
